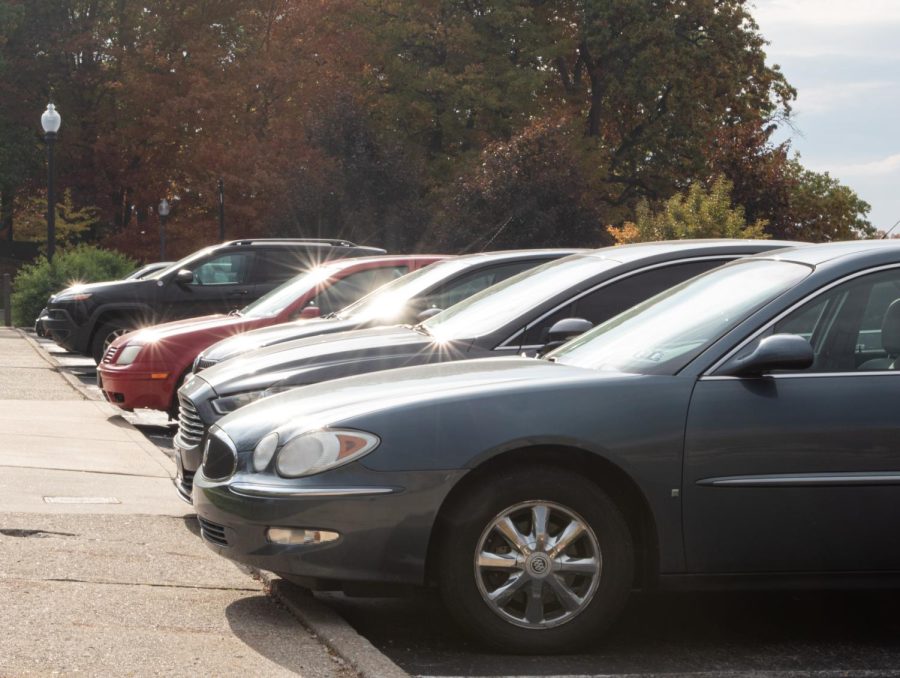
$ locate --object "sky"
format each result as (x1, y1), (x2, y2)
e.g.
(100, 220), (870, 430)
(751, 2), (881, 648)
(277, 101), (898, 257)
(752, 0), (900, 231)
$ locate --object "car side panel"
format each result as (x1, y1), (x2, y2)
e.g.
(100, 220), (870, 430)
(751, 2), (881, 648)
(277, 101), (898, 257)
(347, 375), (695, 574)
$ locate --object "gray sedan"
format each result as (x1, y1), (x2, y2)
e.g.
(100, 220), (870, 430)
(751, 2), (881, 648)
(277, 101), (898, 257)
(194, 239), (900, 653)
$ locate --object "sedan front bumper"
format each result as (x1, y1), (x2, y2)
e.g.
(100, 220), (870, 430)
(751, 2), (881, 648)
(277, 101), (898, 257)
(193, 466), (465, 587)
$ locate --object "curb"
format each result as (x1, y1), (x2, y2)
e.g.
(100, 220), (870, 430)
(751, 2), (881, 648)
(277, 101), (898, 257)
(19, 328), (176, 477)
(254, 569), (410, 678)
(17, 328), (92, 401)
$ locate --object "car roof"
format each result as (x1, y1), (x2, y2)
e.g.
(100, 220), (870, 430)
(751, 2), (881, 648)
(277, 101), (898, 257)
(753, 239), (900, 266)
(562, 239), (798, 265)
(455, 248), (589, 263)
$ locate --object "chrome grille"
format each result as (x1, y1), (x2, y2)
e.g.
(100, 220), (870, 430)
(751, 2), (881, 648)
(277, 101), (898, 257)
(102, 345), (118, 363)
(194, 357), (218, 373)
(198, 517), (229, 547)
(176, 396), (206, 448)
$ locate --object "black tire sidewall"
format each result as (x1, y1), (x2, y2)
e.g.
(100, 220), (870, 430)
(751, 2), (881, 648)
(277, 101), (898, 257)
(438, 465), (634, 654)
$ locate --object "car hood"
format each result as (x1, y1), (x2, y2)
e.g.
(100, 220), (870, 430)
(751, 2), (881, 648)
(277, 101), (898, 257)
(215, 357), (605, 449)
(200, 316), (363, 364)
(120, 313), (255, 345)
(51, 277), (152, 301)
(199, 325), (461, 394)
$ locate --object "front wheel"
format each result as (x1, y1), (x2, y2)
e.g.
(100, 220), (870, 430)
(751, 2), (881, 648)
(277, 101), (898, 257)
(438, 466), (634, 653)
(91, 322), (132, 364)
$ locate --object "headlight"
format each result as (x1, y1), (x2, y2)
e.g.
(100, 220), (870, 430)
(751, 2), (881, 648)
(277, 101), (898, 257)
(210, 390), (265, 415)
(54, 290), (92, 303)
(115, 344), (143, 366)
(275, 429), (380, 478)
(253, 432), (279, 471)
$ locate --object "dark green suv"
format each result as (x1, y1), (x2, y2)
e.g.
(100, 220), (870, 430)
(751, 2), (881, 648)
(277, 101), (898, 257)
(44, 238), (385, 362)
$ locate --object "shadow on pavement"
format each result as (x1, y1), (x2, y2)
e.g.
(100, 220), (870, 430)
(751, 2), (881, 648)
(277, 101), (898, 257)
(321, 588), (900, 676)
(225, 595), (326, 675)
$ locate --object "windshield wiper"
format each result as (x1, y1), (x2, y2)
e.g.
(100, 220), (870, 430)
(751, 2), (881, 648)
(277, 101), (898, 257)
(228, 309), (242, 317)
(412, 324), (432, 337)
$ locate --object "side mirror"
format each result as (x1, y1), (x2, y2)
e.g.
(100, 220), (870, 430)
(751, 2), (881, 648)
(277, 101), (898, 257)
(174, 268), (195, 284)
(299, 304), (321, 319)
(542, 317), (594, 352)
(722, 334), (814, 377)
(416, 307), (443, 323)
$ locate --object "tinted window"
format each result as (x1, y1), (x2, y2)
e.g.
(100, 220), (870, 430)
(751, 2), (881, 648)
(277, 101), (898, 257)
(311, 266), (409, 314)
(253, 249), (318, 284)
(192, 252), (254, 285)
(519, 260), (726, 346)
(420, 261), (535, 312)
(744, 268), (900, 372)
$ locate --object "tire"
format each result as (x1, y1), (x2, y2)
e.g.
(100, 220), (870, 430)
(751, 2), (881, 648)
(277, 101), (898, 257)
(91, 321), (132, 364)
(438, 465), (634, 654)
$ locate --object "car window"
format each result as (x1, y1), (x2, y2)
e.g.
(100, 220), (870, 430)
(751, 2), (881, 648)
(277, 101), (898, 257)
(419, 261), (534, 312)
(311, 266), (409, 315)
(192, 252), (254, 286)
(252, 248), (325, 284)
(749, 268), (900, 373)
(518, 260), (726, 346)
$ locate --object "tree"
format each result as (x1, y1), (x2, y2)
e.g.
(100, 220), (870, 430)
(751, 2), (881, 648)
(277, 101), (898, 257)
(13, 188), (102, 250)
(607, 176), (768, 244)
(429, 118), (609, 251)
(781, 160), (874, 241)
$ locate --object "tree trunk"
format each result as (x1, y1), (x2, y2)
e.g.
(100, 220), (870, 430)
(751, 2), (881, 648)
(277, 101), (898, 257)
(0, 187), (13, 241)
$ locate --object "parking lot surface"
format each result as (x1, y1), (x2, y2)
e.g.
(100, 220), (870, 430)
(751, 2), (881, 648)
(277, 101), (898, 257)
(322, 589), (900, 677)
(26, 329), (900, 678)
(0, 329), (353, 677)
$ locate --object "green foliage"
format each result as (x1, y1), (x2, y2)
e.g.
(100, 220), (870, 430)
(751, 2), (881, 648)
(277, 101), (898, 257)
(609, 176), (769, 243)
(782, 160), (875, 241)
(11, 245), (135, 326)
(14, 189), (103, 249)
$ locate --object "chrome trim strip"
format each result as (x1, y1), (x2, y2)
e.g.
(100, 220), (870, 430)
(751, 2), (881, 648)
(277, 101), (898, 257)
(697, 472), (900, 487)
(706, 263), (900, 376)
(499, 256), (736, 348)
(228, 482), (398, 498)
(701, 371), (900, 381)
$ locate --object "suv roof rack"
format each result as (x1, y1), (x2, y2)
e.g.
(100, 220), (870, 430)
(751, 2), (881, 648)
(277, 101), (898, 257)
(229, 238), (358, 247)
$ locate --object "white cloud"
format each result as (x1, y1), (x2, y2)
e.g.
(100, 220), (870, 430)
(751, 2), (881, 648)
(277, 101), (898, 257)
(795, 81), (891, 115)
(812, 153), (900, 178)
(753, 0), (900, 26)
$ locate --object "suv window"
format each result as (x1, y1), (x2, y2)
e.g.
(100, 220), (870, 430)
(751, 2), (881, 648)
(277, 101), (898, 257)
(192, 252), (254, 285)
(311, 266), (409, 315)
(253, 249), (314, 284)
(519, 260), (726, 346)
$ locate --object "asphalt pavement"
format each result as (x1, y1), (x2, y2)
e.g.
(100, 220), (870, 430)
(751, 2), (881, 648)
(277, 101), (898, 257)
(0, 328), (355, 677)
(24, 330), (900, 678)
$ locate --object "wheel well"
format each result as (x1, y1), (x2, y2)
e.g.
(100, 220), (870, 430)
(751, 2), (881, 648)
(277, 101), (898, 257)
(90, 311), (139, 344)
(424, 446), (659, 589)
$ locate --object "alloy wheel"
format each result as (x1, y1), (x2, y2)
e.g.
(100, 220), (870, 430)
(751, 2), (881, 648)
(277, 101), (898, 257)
(474, 500), (602, 629)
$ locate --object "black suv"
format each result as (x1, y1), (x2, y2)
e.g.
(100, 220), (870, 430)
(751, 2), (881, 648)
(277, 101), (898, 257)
(44, 238), (385, 362)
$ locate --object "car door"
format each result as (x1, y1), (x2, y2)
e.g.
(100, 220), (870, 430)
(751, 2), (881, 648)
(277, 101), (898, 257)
(500, 259), (732, 355)
(682, 265), (900, 573)
(164, 250), (256, 318)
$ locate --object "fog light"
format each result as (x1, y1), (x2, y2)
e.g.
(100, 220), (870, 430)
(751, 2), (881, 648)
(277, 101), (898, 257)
(265, 527), (340, 546)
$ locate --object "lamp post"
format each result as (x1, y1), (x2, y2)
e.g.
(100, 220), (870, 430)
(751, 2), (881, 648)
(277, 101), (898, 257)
(217, 177), (225, 242)
(41, 103), (61, 261)
(158, 198), (170, 261)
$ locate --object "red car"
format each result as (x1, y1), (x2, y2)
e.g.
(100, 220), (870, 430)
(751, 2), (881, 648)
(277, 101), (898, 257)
(97, 255), (444, 414)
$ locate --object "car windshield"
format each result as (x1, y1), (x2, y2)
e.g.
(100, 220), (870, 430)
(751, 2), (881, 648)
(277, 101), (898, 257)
(240, 264), (343, 318)
(336, 258), (474, 322)
(422, 254), (620, 340)
(146, 247), (218, 280)
(547, 259), (811, 375)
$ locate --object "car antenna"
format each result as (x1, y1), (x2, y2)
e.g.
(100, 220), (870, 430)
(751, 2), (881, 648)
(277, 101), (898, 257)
(880, 217), (900, 239)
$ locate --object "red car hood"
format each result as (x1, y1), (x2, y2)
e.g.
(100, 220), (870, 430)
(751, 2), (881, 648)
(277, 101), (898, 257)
(115, 313), (269, 350)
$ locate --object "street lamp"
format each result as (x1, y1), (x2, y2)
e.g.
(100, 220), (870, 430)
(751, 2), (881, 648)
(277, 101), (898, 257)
(41, 103), (61, 262)
(158, 198), (170, 261)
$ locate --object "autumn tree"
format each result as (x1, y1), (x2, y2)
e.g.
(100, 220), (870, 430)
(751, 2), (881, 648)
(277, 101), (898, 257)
(607, 176), (768, 244)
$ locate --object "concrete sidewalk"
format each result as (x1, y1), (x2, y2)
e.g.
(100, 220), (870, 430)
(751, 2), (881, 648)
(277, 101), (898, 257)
(0, 328), (351, 677)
